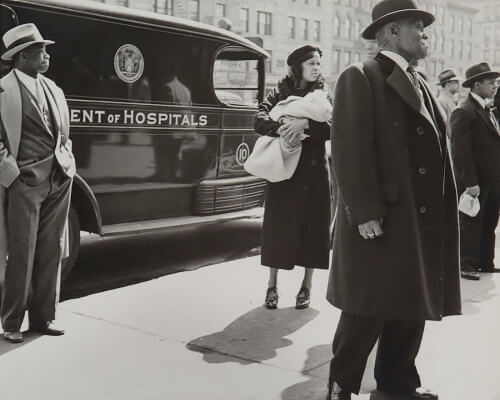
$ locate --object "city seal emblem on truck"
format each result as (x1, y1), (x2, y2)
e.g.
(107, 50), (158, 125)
(114, 44), (144, 83)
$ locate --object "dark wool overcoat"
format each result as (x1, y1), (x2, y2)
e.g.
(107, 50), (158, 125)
(450, 94), (500, 195)
(254, 77), (331, 270)
(327, 53), (461, 321)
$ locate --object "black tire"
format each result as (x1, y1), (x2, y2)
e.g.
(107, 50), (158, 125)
(61, 205), (80, 280)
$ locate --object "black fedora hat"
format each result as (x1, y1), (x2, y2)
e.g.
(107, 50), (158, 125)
(438, 69), (459, 87)
(362, 0), (435, 40)
(462, 62), (500, 88)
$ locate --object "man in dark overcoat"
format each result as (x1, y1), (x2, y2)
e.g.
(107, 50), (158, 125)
(449, 63), (500, 280)
(325, 1), (461, 399)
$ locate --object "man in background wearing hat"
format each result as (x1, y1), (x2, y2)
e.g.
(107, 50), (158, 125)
(450, 62), (500, 281)
(437, 69), (460, 129)
(326, 0), (460, 399)
(0, 23), (75, 343)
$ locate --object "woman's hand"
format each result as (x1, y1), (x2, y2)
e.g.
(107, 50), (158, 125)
(279, 117), (309, 134)
(280, 127), (301, 150)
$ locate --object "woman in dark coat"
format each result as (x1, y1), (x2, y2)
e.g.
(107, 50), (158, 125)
(254, 45), (331, 310)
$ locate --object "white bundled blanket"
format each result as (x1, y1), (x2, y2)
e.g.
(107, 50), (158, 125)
(269, 89), (332, 123)
(244, 89), (332, 182)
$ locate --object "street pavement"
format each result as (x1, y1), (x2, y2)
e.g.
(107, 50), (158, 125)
(0, 231), (498, 400)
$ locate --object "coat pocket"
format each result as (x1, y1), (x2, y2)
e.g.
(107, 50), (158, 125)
(382, 183), (399, 203)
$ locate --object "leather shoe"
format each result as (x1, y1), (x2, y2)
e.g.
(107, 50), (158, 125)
(461, 270), (480, 280)
(3, 331), (23, 343)
(326, 381), (351, 400)
(30, 321), (65, 336)
(371, 388), (438, 399)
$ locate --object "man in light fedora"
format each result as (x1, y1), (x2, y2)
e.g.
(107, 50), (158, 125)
(0, 23), (75, 343)
(450, 62), (500, 281)
(326, 0), (460, 399)
(437, 69), (460, 126)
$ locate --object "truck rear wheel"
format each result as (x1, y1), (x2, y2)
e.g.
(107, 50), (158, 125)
(61, 205), (80, 280)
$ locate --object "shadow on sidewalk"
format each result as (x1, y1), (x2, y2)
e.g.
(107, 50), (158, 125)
(186, 306), (319, 365)
(461, 273), (497, 315)
(0, 331), (41, 357)
(280, 344), (331, 400)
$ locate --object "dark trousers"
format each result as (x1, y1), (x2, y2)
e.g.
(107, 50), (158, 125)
(460, 187), (499, 272)
(328, 311), (425, 395)
(1, 169), (71, 331)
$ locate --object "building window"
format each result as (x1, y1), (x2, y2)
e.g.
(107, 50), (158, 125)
(189, 0), (200, 21)
(313, 20), (320, 42)
(333, 15), (340, 37)
(484, 49), (490, 61)
(154, 0), (173, 14)
(257, 11), (272, 35)
(332, 49), (340, 72)
(458, 40), (463, 59)
(467, 42), (472, 59)
(116, 0), (129, 6)
(495, 49), (500, 65)
(439, 33), (445, 53)
(354, 52), (361, 63)
(301, 18), (308, 40)
(215, 3), (226, 19)
(448, 40), (454, 57)
(496, 26), (500, 42)
(265, 50), (272, 73)
(345, 17), (351, 39)
(240, 8), (249, 32)
(457, 17), (463, 33)
(288, 16), (296, 39)
(355, 20), (361, 38)
(429, 33), (435, 50)
(317, 0), (321, 5)
(344, 51), (351, 67)
(449, 15), (455, 32)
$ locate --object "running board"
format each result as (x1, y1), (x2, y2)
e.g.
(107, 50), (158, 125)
(101, 207), (264, 236)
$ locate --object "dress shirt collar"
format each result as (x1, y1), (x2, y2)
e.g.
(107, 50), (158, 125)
(380, 50), (410, 73)
(14, 68), (40, 99)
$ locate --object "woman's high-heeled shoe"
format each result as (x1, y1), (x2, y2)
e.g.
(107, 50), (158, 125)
(264, 286), (279, 309)
(296, 287), (310, 309)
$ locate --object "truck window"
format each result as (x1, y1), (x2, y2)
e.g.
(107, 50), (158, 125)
(0, 4), (18, 77)
(14, 6), (221, 105)
(213, 47), (259, 107)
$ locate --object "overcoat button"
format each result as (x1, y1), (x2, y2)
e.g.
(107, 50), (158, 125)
(419, 206), (427, 214)
(416, 127), (424, 135)
(311, 159), (318, 166)
(418, 167), (426, 175)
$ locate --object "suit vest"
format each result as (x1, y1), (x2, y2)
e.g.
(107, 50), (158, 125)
(17, 79), (57, 182)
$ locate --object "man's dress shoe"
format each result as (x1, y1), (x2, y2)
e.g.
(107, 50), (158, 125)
(3, 331), (23, 343)
(461, 270), (480, 280)
(326, 382), (351, 400)
(371, 388), (438, 399)
(30, 322), (65, 336)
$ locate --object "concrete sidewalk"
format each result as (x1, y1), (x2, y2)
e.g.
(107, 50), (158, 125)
(0, 248), (499, 399)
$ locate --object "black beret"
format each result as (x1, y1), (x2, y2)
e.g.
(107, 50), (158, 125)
(286, 45), (322, 67)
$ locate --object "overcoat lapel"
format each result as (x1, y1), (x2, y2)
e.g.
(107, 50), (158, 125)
(0, 70), (22, 158)
(469, 95), (500, 136)
(377, 53), (442, 152)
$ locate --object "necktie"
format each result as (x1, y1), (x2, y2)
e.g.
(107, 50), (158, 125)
(35, 79), (50, 124)
(406, 66), (423, 99)
(486, 104), (500, 135)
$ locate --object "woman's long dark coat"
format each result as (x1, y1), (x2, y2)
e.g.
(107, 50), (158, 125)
(327, 53), (461, 321)
(254, 77), (331, 270)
